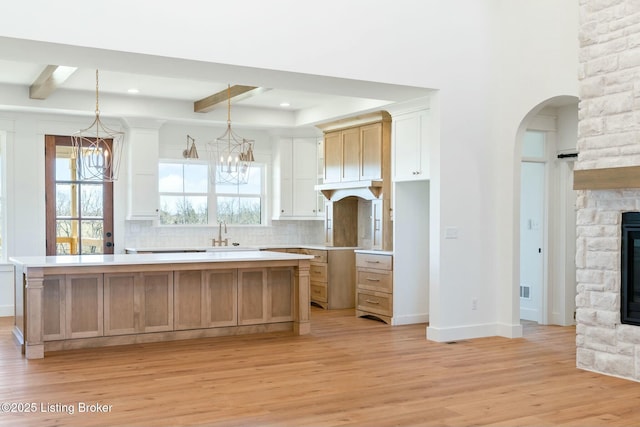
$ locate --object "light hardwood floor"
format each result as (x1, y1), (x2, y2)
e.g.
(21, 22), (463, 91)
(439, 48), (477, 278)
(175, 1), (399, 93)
(0, 309), (639, 427)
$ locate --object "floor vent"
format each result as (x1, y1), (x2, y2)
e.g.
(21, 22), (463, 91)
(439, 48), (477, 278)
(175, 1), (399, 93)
(520, 285), (531, 299)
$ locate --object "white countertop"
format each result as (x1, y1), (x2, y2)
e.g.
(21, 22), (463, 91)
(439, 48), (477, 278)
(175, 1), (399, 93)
(125, 244), (360, 253)
(354, 249), (394, 256)
(10, 250), (314, 268)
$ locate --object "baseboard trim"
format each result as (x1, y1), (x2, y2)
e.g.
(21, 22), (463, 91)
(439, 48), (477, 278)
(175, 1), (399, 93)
(392, 313), (429, 326)
(0, 305), (14, 317)
(426, 322), (523, 342)
(496, 322), (523, 338)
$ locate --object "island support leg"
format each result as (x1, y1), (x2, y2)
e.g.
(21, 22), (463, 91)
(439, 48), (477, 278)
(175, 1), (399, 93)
(25, 269), (45, 359)
(294, 259), (310, 335)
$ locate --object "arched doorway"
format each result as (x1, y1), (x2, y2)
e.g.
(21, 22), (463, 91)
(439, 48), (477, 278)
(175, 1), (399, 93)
(515, 95), (578, 326)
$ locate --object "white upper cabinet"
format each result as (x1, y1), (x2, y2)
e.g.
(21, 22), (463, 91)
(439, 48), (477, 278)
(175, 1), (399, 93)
(127, 128), (159, 220)
(273, 138), (322, 219)
(392, 109), (430, 181)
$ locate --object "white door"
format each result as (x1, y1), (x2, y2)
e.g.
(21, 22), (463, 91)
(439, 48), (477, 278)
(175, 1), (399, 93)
(520, 161), (545, 322)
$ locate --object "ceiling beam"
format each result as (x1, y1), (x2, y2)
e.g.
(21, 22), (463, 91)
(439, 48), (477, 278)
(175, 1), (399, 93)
(194, 85), (267, 113)
(29, 65), (78, 100)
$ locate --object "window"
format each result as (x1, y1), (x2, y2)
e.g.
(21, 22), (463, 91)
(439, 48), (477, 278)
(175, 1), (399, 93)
(215, 166), (263, 225)
(158, 160), (264, 225)
(522, 130), (546, 159)
(159, 161), (209, 225)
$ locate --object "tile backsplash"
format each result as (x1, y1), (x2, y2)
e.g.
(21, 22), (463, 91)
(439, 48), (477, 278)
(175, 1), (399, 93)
(124, 220), (325, 250)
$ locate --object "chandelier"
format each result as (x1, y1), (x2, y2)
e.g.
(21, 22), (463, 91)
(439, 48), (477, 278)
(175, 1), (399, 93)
(71, 69), (125, 181)
(207, 85), (255, 185)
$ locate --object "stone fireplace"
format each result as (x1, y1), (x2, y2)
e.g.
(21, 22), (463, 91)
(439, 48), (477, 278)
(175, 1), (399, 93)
(575, 189), (640, 380)
(575, 0), (640, 381)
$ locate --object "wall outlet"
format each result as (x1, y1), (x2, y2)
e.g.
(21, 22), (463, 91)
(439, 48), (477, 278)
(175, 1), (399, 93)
(472, 298), (478, 310)
(445, 226), (459, 239)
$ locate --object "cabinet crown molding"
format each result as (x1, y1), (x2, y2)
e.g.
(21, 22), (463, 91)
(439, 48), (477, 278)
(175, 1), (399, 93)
(316, 111), (391, 133)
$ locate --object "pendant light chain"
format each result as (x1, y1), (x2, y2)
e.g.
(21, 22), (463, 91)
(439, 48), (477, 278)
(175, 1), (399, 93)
(227, 85), (231, 125)
(95, 69), (100, 116)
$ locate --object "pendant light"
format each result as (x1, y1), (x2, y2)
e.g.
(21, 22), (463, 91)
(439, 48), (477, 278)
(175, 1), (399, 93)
(71, 69), (125, 181)
(207, 84), (255, 185)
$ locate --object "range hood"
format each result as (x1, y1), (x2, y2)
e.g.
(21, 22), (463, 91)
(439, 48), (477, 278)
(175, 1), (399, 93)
(314, 111), (391, 202)
(315, 180), (383, 201)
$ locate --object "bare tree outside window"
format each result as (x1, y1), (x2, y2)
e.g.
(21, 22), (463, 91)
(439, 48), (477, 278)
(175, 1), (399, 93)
(158, 160), (263, 226)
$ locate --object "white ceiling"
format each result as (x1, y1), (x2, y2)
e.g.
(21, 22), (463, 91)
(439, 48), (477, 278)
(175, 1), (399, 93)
(0, 60), (350, 110)
(0, 37), (432, 131)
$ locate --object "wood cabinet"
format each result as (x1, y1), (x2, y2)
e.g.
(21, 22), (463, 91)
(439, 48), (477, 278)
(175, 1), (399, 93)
(273, 137), (323, 219)
(42, 274), (104, 340)
(104, 272), (173, 335)
(317, 112), (393, 251)
(43, 266), (293, 340)
(238, 267), (294, 325)
(392, 109), (430, 181)
(42, 275), (66, 341)
(16, 255), (311, 359)
(174, 269), (237, 330)
(324, 131), (342, 183)
(127, 128), (160, 220)
(324, 122), (383, 183)
(304, 248), (355, 310)
(356, 252), (393, 324)
(360, 122), (383, 180)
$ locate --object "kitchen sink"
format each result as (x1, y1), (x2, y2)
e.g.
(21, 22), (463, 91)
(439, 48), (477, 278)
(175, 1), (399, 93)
(204, 246), (255, 252)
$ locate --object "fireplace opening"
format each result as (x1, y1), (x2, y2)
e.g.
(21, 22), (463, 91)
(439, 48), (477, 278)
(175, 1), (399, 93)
(621, 212), (640, 325)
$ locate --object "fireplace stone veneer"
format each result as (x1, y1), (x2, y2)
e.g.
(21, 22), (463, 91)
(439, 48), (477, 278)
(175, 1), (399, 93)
(576, 189), (640, 381)
(575, 0), (640, 382)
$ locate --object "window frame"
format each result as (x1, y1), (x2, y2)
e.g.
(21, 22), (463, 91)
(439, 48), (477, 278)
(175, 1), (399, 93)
(157, 158), (266, 227)
(158, 159), (210, 226)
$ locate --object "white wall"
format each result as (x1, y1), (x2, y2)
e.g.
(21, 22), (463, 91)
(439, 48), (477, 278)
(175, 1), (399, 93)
(393, 181), (429, 325)
(0, 0), (579, 339)
(0, 112), (129, 257)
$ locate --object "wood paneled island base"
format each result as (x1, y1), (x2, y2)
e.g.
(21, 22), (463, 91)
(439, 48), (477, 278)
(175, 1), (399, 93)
(10, 251), (312, 359)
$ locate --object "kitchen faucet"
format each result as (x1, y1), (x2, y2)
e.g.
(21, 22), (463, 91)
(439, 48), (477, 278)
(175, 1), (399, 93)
(212, 220), (229, 246)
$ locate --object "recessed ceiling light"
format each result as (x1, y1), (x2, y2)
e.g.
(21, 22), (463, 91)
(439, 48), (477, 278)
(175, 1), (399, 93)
(127, 88), (140, 94)
(279, 102), (290, 107)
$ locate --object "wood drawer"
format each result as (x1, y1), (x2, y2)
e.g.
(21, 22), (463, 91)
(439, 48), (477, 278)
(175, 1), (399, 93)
(300, 249), (328, 263)
(356, 268), (392, 293)
(356, 253), (392, 270)
(310, 263), (328, 282)
(356, 289), (392, 317)
(310, 282), (328, 303)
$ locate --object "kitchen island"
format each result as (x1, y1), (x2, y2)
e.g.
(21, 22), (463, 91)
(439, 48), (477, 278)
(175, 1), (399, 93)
(11, 251), (312, 359)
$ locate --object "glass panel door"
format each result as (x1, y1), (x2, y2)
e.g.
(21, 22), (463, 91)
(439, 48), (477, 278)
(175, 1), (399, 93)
(45, 135), (114, 255)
